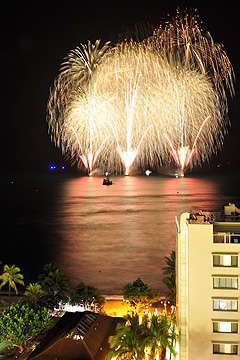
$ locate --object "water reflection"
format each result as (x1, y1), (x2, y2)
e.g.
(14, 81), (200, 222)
(53, 175), (239, 295)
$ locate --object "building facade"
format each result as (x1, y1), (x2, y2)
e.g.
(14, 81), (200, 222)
(176, 204), (240, 360)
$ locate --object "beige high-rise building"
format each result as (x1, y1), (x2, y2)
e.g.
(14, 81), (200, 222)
(176, 203), (240, 360)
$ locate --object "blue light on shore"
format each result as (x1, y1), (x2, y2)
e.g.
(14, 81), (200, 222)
(49, 165), (65, 171)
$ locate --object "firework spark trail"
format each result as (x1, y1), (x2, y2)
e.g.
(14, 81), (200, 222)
(185, 115), (210, 167)
(116, 125), (153, 175)
(147, 58), (222, 168)
(192, 115), (210, 149)
(71, 126), (109, 172)
(163, 133), (180, 167)
(93, 42), (218, 171)
(152, 9), (235, 103)
(164, 115), (210, 173)
(47, 10), (234, 175)
(47, 40), (111, 171)
(92, 42), (161, 174)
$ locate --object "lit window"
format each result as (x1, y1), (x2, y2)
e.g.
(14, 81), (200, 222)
(73, 334), (81, 340)
(213, 321), (238, 333)
(213, 254), (238, 267)
(213, 277), (238, 289)
(219, 322), (231, 332)
(223, 255), (232, 266)
(213, 343), (238, 355)
(213, 299), (238, 311)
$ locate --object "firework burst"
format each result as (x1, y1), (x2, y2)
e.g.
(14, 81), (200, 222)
(47, 10), (234, 175)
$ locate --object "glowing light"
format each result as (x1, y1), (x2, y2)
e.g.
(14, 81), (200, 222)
(145, 170), (152, 176)
(116, 146), (138, 176)
(115, 125), (152, 175)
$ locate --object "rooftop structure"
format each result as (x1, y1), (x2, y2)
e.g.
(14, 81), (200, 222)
(28, 311), (124, 360)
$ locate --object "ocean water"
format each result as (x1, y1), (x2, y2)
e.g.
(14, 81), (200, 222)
(2, 172), (240, 296)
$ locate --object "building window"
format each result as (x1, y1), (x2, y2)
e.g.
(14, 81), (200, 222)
(213, 321), (238, 333)
(213, 234), (230, 243)
(213, 277), (238, 289)
(231, 235), (240, 243)
(213, 254), (238, 267)
(213, 299), (238, 311)
(213, 343), (238, 355)
(214, 233), (240, 244)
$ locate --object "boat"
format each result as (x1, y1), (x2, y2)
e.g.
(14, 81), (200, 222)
(102, 178), (112, 185)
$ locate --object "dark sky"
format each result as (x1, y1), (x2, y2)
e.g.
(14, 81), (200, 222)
(1, 0), (239, 173)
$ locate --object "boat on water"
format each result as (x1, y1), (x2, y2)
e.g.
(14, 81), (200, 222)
(102, 171), (112, 185)
(102, 178), (112, 185)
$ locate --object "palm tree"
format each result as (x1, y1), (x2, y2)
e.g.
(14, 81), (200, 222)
(38, 264), (69, 310)
(162, 276), (176, 303)
(143, 315), (161, 360)
(162, 251), (176, 303)
(144, 314), (177, 360)
(23, 282), (45, 305)
(0, 264), (24, 308)
(162, 251), (175, 277)
(38, 264), (69, 295)
(41, 268), (69, 296)
(107, 313), (146, 360)
(37, 263), (58, 284)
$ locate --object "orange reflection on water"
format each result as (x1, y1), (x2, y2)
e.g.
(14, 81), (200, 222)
(53, 175), (230, 295)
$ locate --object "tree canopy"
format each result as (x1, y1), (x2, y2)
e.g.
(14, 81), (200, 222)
(0, 302), (53, 353)
(107, 312), (177, 360)
(143, 314), (177, 360)
(21, 282), (46, 309)
(70, 282), (106, 311)
(107, 313), (146, 360)
(122, 278), (160, 311)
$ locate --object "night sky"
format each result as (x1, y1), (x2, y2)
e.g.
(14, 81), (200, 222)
(1, 0), (239, 174)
